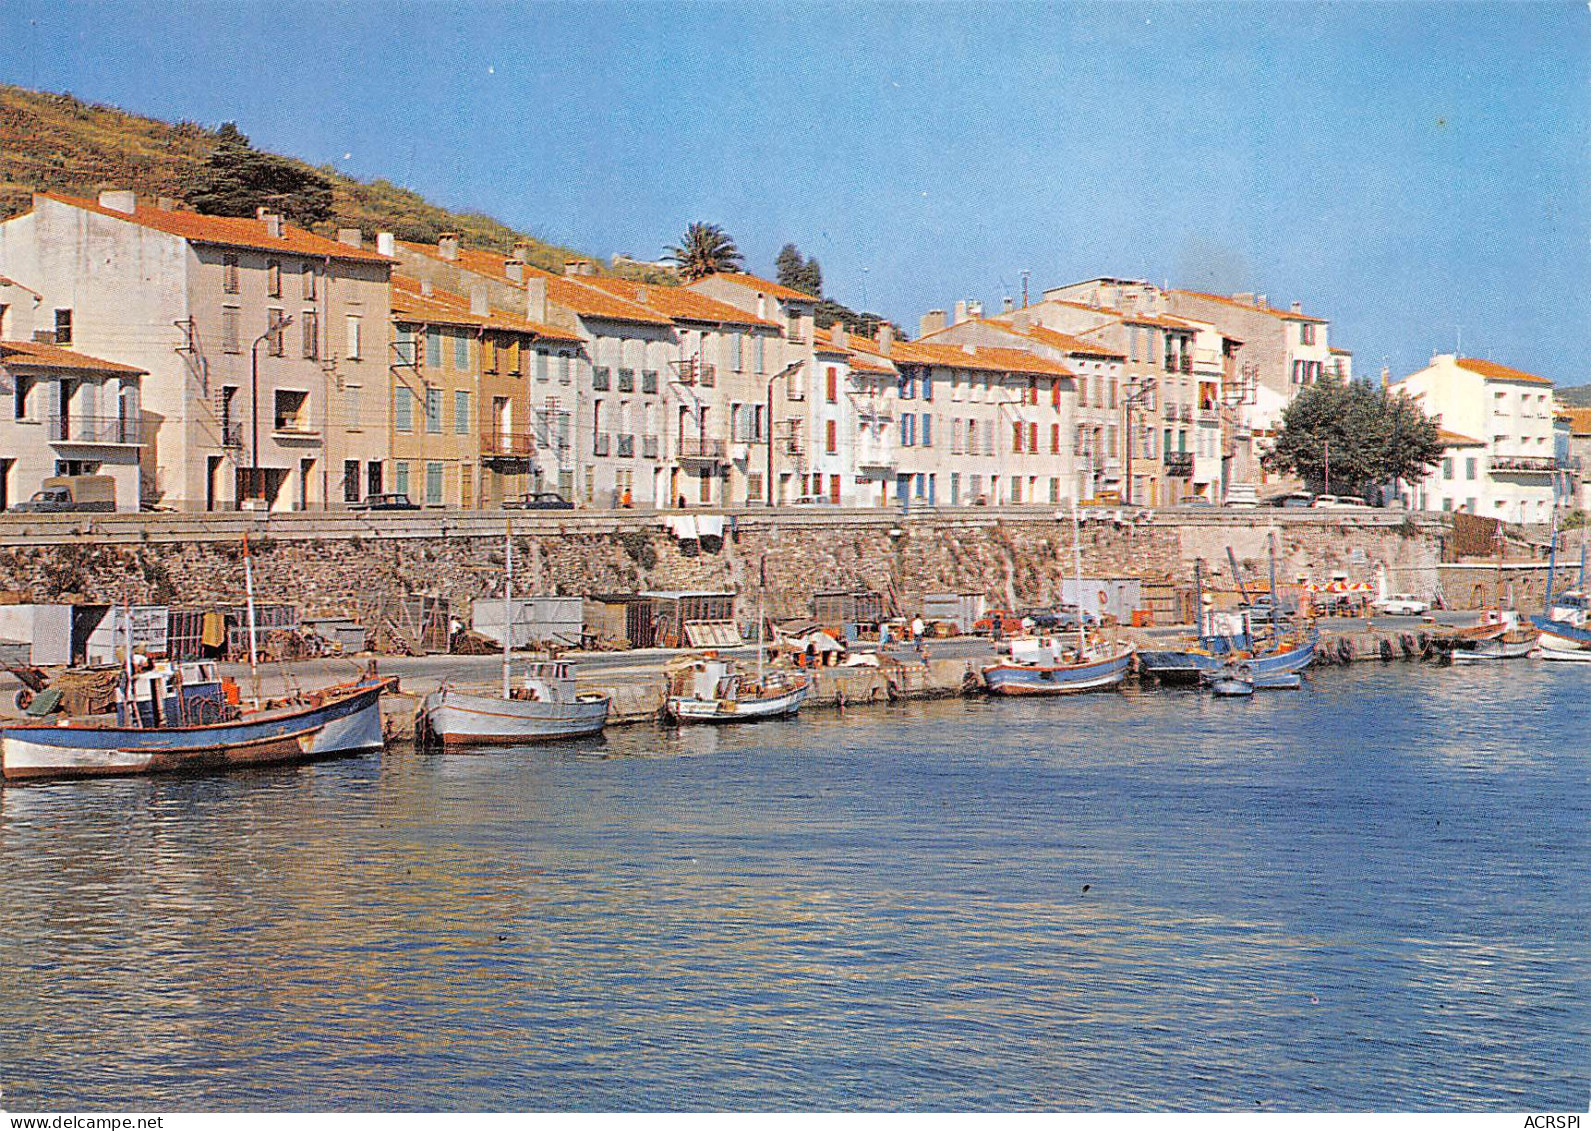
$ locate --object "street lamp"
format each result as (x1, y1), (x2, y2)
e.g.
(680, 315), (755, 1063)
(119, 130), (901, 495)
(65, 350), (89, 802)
(765, 360), (803, 507)
(249, 315), (292, 506)
(1122, 375), (1158, 506)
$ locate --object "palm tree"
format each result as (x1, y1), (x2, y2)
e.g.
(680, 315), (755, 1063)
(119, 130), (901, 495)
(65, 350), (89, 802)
(665, 222), (744, 280)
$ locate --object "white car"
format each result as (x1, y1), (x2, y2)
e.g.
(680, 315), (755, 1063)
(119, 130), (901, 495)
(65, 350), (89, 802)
(1312, 495), (1371, 509)
(1375, 593), (1430, 616)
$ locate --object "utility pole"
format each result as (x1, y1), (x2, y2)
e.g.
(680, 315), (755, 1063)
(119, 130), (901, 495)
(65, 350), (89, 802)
(765, 361), (803, 507)
(249, 315), (292, 507)
(1122, 375), (1158, 506)
(1324, 438), (1331, 496)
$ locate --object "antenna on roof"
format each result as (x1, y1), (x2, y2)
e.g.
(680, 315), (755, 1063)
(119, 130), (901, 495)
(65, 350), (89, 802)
(1020, 269), (1030, 309)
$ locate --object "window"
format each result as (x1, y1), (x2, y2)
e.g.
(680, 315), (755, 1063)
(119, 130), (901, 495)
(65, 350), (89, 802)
(425, 387), (442, 433)
(343, 460), (360, 503)
(922, 371), (933, 401)
(618, 368), (635, 393)
(559, 352), (572, 384)
(1049, 478), (1060, 504)
(302, 264), (317, 301)
(395, 327), (416, 366)
(732, 333), (744, 371)
(394, 461), (409, 497)
(1029, 422), (1038, 453)
(899, 371), (916, 400)
(1442, 458), (1454, 480)
(921, 414), (932, 447)
(825, 419), (837, 454)
(222, 307), (241, 354)
(344, 384), (361, 430)
(1466, 457), (1477, 480)
(425, 330), (441, 369)
(536, 350), (549, 382)
(223, 255), (239, 295)
(826, 368), (838, 403)
(394, 386), (413, 431)
(952, 418), (965, 453)
(273, 389), (308, 432)
(267, 308), (286, 356)
(1300, 322), (1315, 346)
(425, 461), (443, 505)
(455, 390), (470, 434)
(1051, 423), (1061, 454)
(1013, 421), (1024, 453)
(455, 331), (470, 370)
(267, 260), (282, 297)
(13, 374), (30, 420)
(642, 369), (658, 394)
(593, 367), (611, 392)
(753, 335), (765, 373)
(301, 310), (318, 360)
(345, 314), (362, 360)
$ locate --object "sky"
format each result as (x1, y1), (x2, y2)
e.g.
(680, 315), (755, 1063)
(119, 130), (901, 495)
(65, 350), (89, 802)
(3, 1), (1588, 385)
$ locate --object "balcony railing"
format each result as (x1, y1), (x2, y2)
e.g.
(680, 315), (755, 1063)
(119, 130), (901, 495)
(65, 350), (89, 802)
(593, 432), (611, 457)
(617, 433), (634, 458)
(49, 414), (144, 446)
(642, 435), (659, 460)
(272, 418), (321, 440)
(481, 431), (536, 458)
(679, 437), (727, 461)
(220, 421), (244, 449)
(1490, 455), (1556, 474)
(1179, 405), (1193, 423)
(1164, 451), (1194, 477)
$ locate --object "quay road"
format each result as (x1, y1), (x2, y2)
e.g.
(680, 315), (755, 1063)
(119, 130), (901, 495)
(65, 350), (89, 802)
(217, 611), (1482, 700)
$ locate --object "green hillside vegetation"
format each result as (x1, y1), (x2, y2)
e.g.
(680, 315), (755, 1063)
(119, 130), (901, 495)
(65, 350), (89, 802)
(0, 83), (601, 275)
(1553, 384), (1591, 408)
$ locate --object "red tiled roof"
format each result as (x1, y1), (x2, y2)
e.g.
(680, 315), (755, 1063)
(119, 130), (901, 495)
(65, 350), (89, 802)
(1559, 406), (1591, 436)
(697, 271), (819, 305)
(580, 276), (780, 328)
(40, 192), (393, 263)
(1454, 357), (1553, 387)
(1436, 428), (1485, 448)
(893, 339), (1074, 378)
(0, 339), (145, 374)
(979, 317), (1126, 359)
(1169, 289), (1327, 324)
(812, 327), (898, 374)
(390, 275), (581, 341)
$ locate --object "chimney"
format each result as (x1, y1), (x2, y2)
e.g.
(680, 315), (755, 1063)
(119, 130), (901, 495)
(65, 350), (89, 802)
(1256, 294), (1267, 309)
(470, 284), (489, 317)
(1291, 301), (1302, 314)
(98, 189), (137, 214)
(563, 259), (594, 277)
(1002, 297), (1014, 313)
(919, 309), (947, 337)
(967, 300), (984, 320)
(1231, 292), (1254, 305)
(504, 259), (525, 284)
(526, 277), (548, 324)
(636, 286), (649, 303)
(879, 324), (894, 355)
(156, 196), (179, 212)
(832, 323), (849, 349)
(953, 300), (967, 325)
(255, 207), (284, 238)
(1013, 311), (1032, 331)
(438, 233), (459, 261)
(376, 232), (396, 257)
(337, 228), (363, 250)
(512, 241), (532, 262)
(420, 278), (433, 298)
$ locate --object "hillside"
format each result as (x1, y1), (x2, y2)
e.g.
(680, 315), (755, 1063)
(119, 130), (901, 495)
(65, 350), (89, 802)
(0, 83), (606, 274)
(1554, 384), (1591, 408)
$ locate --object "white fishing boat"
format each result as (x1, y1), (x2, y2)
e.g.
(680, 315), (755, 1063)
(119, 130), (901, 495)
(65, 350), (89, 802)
(1206, 661), (1255, 698)
(422, 662), (609, 745)
(420, 523), (609, 745)
(665, 655), (809, 723)
(1450, 610), (1539, 662)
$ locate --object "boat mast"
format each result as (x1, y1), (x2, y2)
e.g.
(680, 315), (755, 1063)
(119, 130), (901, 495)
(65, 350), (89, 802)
(1267, 532), (1280, 646)
(757, 553), (766, 687)
(1544, 512), (1558, 614)
(122, 594), (137, 727)
(243, 532), (261, 708)
(1071, 496), (1086, 656)
(503, 520), (513, 700)
(1192, 558), (1204, 639)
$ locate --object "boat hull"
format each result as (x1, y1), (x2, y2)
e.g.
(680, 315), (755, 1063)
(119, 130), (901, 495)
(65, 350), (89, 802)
(667, 681), (808, 723)
(1451, 633), (1539, 662)
(982, 648), (1134, 695)
(1, 682), (386, 782)
(1209, 677), (1254, 697)
(1141, 632), (1316, 683)
(421, 688), (609, 745)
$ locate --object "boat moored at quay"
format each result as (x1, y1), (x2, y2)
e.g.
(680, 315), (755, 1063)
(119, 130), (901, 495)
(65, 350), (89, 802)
(982, 636), (1135, 695)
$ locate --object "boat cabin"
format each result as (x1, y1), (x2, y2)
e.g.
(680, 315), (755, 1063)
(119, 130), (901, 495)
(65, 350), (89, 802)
(512, 661), (579, 703)
(116, 660), (233, 727)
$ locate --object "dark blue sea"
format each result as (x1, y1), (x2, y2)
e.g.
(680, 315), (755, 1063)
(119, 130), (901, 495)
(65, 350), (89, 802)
(1, 662), (1585, 1111)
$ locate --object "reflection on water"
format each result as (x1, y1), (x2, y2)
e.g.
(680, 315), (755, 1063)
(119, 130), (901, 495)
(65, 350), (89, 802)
(1, 664), (1585, 1110)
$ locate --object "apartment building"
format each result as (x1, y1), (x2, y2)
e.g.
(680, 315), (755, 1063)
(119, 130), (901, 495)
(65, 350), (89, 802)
(0, 191), (394, 511)
(0, 339), (145, 510)
(388, 275), (584, 507)
(1393, 355), (1557, 522)
(816, 325), (900, 506)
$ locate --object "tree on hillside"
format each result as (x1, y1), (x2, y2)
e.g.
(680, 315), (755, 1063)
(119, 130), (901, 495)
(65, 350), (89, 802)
(185, 122), (334, 228)
(1263, 376), (1444, 498)
(775, 243), (822, 297)
(665, 222), (743, 280)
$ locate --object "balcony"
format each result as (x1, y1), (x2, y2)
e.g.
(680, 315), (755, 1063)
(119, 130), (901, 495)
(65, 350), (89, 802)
(617, 433), (635, 458)
(1490, 455), (1556, 475)
(271, 419), (321, 443)
(1179, 405), (1193, 423)
(670, 358), (716, 387)
(1164, 451), (1194, 477)
(642, 435), (659, 460)
(481, 431), (537, 459)
(594, 432), (611, 457)
(49, 414), (144, 447)
(679, 436), (728, 464)
(219, 421), (244, 449)
(1163, 405), (1178, 422)
(856, 440), (896, 472)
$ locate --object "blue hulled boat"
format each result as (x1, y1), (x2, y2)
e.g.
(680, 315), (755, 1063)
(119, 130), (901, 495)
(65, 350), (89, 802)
(982, 637), (1135, 695)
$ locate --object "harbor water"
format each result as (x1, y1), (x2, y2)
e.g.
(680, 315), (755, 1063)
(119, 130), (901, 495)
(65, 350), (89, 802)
(0, 663), (1585, 1110)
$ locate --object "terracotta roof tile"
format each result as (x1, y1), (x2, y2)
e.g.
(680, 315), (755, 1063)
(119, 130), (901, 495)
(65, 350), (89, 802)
(1169, 289), (1327, 323)
(1454, 357), (1553, 387)
(1436, 428), (1486, 448)
(41, 192), (393, 263)
(0, 340), (144, 374)
(1560, 406), (1591, 436)
(979, 317), (1126, 359)
(698, 272), (819, 304)
(579, 276), (781, 328)
(390, 275), (581, 341)
(893, 339), (1074, 378)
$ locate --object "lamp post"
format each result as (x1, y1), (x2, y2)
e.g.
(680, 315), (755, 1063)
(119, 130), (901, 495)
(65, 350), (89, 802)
(765, 360), (803, 507)
(249, 315), (292, 506)
(1121, 375), (1157, 506)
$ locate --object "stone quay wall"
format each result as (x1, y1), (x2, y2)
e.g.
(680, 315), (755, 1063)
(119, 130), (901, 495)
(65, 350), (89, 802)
(0, 508), (1452, 623)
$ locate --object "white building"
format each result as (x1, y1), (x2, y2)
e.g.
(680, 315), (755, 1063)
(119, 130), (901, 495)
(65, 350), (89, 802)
(1394, 354), (1557, 522)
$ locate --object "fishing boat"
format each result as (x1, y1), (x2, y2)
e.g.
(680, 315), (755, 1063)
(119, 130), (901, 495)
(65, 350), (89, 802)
(1528, 523), (1591, 661)
(1252, 671), (1303, 690)
(1206, 661), (1254, 697)
(419, 523), (609, 745)
(1449, 610), (1539, 663)
(1, 667), (386, 782)
(422, 662), (609, 745)
(665, 655), (809, 722)
(983, 635), (1135, 695)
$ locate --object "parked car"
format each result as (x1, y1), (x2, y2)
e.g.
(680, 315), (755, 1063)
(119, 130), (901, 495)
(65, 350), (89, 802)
(973, 608), (1024, 636)
(9, 474), (116, 514)
(1374, 593), (1430, 616)
(503, 491), (574, 511)
(350, 493), (419, 511)
(1311, 494), (1370, 509)
(1270, 490), (1316, 508)
(791, 494), (835, 506)
(1024, 606), (1095, 631)
(1243, 595), (1299, 625)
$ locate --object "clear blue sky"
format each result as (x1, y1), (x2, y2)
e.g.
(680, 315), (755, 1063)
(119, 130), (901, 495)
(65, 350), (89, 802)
(4, 1), (1588, 385)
